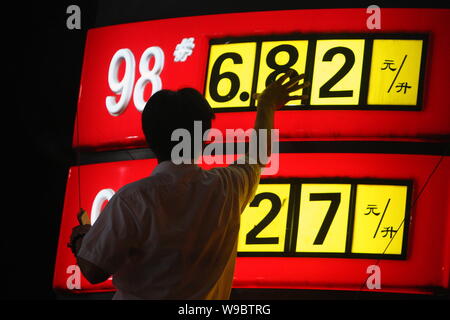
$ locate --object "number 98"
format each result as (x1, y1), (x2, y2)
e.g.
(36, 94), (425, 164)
(105, 47), (165, 116)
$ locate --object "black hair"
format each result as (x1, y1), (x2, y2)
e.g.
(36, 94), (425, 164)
(141, 88), (215, 162)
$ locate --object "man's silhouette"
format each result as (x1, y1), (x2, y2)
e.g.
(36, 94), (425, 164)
(69, 71), (308, 299)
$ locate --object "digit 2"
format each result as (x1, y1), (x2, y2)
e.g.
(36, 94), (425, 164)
(319, 47), (355, 98)
(246, 192), (281, 245)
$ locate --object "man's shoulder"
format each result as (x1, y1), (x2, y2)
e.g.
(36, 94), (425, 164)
(115, 175), (163, 200)
(209, 162), (261, 178)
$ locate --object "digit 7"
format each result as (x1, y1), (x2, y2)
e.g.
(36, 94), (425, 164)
(309, 193), (341, 245)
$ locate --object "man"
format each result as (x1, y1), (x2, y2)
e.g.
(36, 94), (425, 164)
(69, 71), (308, 299)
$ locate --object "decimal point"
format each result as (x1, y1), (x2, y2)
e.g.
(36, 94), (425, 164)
(240, 91), (250, 101)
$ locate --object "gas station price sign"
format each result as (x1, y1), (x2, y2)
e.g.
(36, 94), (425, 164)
(237, 179), (412, 259)
(205, 34), (427, 111)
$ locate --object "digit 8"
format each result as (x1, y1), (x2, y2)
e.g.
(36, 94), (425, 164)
(265, 44), (299, 86)
(133, 46), (165, 112)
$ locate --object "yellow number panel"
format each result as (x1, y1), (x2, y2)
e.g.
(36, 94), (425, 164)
(237, 179), (411, 259)
(310, 39), (365, 106)
(205, 42), (257, 109)
(238, 184), (291, 253)
(256, 40), (308, 106)
(205, 34), (426, 111)
(367, 39), (424, 106)
(351, 184), (409, 255)
(296, 184), (352, 253)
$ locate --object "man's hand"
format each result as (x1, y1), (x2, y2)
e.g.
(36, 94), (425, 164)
(68, 224), (91, 256)
(67, 210), (111, 284)
(254, 71), (310, 109)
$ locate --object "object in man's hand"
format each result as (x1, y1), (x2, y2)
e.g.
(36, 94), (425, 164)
(68, 224), (91, 255)
(77, 208), (91, 225)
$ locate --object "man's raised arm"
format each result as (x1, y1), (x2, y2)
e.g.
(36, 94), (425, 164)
(253, 71), (310, 164)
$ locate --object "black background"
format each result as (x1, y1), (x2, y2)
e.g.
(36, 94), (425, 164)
(5, 0), (448, 300)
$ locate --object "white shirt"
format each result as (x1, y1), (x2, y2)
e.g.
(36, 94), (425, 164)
(78, 159), (260, 299)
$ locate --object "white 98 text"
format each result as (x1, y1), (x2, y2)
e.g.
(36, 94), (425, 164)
(106, 47), (165, 116)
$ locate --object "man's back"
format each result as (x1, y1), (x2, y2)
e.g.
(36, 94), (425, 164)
(78, 161), (260, 299)
(70, 72), (308, 299)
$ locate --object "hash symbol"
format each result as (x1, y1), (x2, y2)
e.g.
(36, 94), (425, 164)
(174, 37), (195, 62)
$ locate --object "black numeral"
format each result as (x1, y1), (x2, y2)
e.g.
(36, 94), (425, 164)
(265, 44), (299, 86)
(246, 192), (282, 245)
(319, 47), (355, 98)
(309, 193), (341, 245)
(209, 52), (242, 102)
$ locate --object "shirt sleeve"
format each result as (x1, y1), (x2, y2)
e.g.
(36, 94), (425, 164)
(77, 194), (140, 275)
(218, 155), (262, 212)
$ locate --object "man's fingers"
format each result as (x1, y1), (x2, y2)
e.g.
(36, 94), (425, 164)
(275, 70), (294, 85)
(287, 81), (311, 92)
(287, 94), (309, 101)
(283, 73), (306, 88)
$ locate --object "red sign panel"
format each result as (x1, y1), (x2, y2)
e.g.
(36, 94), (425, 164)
(53, 154), (450, 294)
(74, 9), (450, 150)
(56, 8), (449, 297)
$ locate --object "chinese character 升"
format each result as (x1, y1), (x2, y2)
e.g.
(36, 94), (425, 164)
(395, 82), (412, 94)
(380, 226), (398, 238)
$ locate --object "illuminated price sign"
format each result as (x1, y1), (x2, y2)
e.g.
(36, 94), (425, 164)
(205, 34), (427, 111)
(238, 179), (412, 259)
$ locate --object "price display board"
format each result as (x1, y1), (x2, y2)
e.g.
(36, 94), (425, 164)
(54, 153), (450, 294)
(238, 179), (411, 259)
(54, 8), (450, 296)
(205, 34), (427, 111)
(72, 9), (450, 150)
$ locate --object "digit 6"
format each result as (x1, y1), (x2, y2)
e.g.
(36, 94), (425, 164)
(208, 52), (242, 102)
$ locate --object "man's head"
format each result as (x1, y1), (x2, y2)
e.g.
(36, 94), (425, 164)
(141, 88), (215, 163)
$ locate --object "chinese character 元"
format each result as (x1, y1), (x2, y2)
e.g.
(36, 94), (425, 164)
(364, 204), (381, 216)
(381, 59), (397, 71)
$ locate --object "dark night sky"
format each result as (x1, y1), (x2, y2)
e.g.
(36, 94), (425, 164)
(6, 1), (96, 299)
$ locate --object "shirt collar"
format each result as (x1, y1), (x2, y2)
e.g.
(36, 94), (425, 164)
(150, 160), (201, 177)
